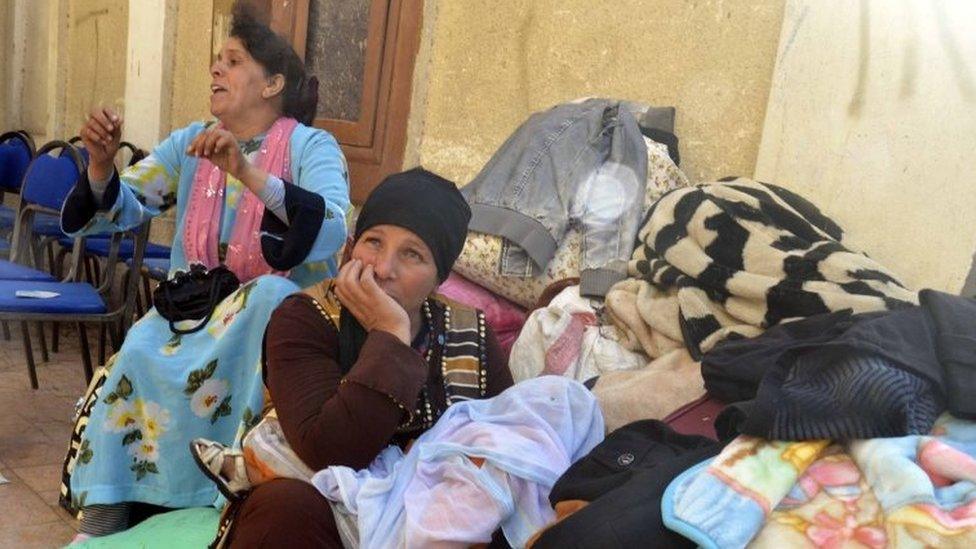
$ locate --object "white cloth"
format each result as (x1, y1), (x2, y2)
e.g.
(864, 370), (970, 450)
(509, 286), (647, 383)
(311, 376), (605, 548)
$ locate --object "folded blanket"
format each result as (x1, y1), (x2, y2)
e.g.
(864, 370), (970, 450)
(750, 449), (886, 548)
(609, 178), (917, 359)
(664, 414), (976, 548)
(663, 437), (830, 549)
(591, 348), (705, 433)
(437, 272), (528, 357)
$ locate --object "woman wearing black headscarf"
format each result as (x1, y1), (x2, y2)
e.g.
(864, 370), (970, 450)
(220, 168), (514, 547)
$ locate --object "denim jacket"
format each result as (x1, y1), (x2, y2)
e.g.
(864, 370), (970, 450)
(462, 98), (650, 298)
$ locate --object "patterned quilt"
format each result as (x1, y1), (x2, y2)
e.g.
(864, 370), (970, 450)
(663, 414), (976, 548)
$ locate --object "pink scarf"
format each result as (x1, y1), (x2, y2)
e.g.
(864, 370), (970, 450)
(182, 117), (298, 283)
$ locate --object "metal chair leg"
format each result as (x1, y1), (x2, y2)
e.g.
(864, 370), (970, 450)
(46, 240), (56, 274)
(35, 321), (48, 362)
(143, 274), (153, 310)
(2, 321), (10, 341)
(51, 322), (60, 353)
(98, 324), (107, 366)
(77, 322), (93, 383)
(83, 255), (93, 283)
(55, 247), (68, 279)
(134, 288), (145, 318)
(109, 319), (121, 352)
(21, 321), (38, 389)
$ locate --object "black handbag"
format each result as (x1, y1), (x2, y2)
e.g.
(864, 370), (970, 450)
(153, 264), (241, 335)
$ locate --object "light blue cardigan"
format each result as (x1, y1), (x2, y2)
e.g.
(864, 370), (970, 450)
(62, 121), (351, 288)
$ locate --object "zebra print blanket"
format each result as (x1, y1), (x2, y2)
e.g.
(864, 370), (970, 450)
(606, 178), (917, 359)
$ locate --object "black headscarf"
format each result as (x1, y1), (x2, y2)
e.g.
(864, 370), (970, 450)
(339, 168), (471, 373)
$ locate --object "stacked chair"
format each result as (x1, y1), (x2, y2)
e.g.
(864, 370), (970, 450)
(49, 140), (169, 362)
(0, 130), (37, 257)
(0, 138), (150, 389)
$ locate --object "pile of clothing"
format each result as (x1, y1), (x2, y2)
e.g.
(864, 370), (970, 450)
(424, 97), (976, 548)
(527, 289), (976, 548)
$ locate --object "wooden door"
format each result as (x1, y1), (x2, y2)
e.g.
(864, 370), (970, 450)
(221, 0), (424, 204)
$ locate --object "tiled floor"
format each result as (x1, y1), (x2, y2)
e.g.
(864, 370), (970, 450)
(0, 323), (92, 548)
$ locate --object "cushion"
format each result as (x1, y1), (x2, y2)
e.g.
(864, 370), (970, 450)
(0, 260), (55, 281)
(453, 230), (583, 308)
(58, 236), (172, 259)
(0, 140), (31, 191)
(0, 281), (106, 313)
(75, 507), (221, 549)
(436, 272), (527, 357)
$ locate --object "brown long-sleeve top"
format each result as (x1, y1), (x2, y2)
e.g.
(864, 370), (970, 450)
(263, 294), (514, 472)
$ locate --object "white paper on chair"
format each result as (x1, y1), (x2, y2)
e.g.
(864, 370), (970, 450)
(15, 290), (60, 299)
(0, 472), (8, 485)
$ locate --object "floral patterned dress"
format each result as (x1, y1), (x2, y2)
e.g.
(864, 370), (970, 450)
(60, 123), (349, 512)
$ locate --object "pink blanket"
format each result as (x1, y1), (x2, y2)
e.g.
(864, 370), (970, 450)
(437, 273), (528, 357)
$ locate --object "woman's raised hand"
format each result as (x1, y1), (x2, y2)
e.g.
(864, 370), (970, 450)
(186, 126), (249, 181)
(80, 107), (123, 181)
(334, 259), (412, 345)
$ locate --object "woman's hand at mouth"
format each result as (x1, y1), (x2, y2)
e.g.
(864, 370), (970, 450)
(334, 259), (411, 345)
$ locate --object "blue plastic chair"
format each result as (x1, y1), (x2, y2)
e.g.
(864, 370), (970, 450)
(0, 132), (67, 258)
(51, 140), (155, 282)
(0, 137), (74, 282)
(45, 140), (156, 361)
(0, 131), (36, 239)
(0, 141), (149, 388)
(0, 130), (34, 192)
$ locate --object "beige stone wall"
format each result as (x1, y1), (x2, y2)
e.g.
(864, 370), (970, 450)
(0, 2), (10, 131)
(756, 0), (976, 292)
(407, 0), (786, 187)
(63, 0), (128, 142)
(17, 0), (65, 142)
(169, 0), (216, 132)
(0, 0), (125, 143)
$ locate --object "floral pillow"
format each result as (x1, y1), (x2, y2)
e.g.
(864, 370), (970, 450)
(453, 231), (582, 308)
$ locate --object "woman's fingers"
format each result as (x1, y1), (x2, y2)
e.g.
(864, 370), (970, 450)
(83, 122), (107, 145)
(359, 264), (387, 301)
(336, 260), (374, 310)
(334, 278), (368, 323)
(84, 116), (110, 145)
(81, 107), (124, 166)
(202, 130), (219, 157)
(337, 258), (361, 288)
(99, 106), (121, 126)
(89, 108), (119, 144)
(80, 126), (103, 148)
(359, 263), (374, 284)
(335, 260), (364, 301)
(186, 131), (207, 156)
(186, 128), (222, 157)
(90, 108), (114, 133)
(213, 133), (237, 161)
(344, 262), (373, 304)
